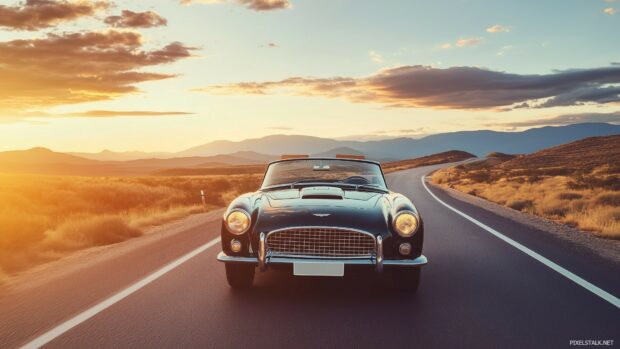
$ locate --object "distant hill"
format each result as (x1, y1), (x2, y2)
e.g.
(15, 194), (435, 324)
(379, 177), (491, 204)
(2, 123), (618, 176)
(0, 148), (276, 176)
(432, 135), (620, 237)
(155, 150), (476, 176)
(498, 135), (620, 171)
(383, 150), (475, 173)
(447, 134), (620, 177)
(0, 147), (102, 175)
(0, 147), (97, 165)
(311, 147), (365, 158)
(172, 123), (620, 159)
(68, 149), (173, 161)
(177, 135), (342, 158)
(69, 149), (278, 163)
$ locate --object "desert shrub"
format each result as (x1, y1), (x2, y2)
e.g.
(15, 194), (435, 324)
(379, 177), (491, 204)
(431, 149), (620, 238)
(468, 170), (492, 183)
(44, 215), (141, 251)
(508, 200), (533, 211)
(0, 173), (263, 277)
(540, 167), (574, 176)
(526, 175), (543, 183)
(598, 165), (620, 174)
(596, 193), (620, 206)
(566, 181), (587, 190)
(556, 192), (583, 200)
(541, 204), (570, 217)
(590, 176), (620, 190)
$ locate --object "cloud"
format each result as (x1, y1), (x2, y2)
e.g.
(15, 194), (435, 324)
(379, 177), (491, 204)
(336, 128), (430, 141)
(603, 7), (617, 15)
(268, 126), (293, 130)
(180, 0), (291, 11)
(0, 0), (109, 30)
(239, 0), (291, 10)
(486, 24), (510, 33)
(440, 38), (482, 49)
(0, 30), (195, 113)
(375, 128), (428, 135)
(368, 50), (383, 63)
(197, 65), (620, 110)
(11, 110), (193, 119)
(63, 110), (193, 117)
(495, 111), (620, 127)
(455, 37), (483, 47)
(104, 10), (167, 28)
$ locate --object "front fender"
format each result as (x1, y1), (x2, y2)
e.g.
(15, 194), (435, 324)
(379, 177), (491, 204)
(221, 192), (259, 256)
(384, 193), (424, 259)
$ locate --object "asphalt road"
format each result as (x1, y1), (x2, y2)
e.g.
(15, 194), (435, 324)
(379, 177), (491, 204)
(1, 163), (619, 349)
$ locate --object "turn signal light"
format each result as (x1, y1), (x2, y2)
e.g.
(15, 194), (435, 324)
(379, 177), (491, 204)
(230, 239), (242, 253)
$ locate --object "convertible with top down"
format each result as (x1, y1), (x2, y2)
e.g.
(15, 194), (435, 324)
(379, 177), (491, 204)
(216, 155), (427, 292)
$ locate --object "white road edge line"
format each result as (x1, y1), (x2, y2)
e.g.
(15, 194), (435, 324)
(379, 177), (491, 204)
(421, 175), (620, 309)
(20, 237), (222, 349)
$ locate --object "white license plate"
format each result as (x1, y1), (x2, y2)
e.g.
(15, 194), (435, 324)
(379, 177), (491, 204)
(293, 261), (345, 277)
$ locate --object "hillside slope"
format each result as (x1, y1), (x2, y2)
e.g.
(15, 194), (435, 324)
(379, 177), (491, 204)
(498, 136), (620, 171)
(432, 135), (620, 237)
(383, 150), (475, 173)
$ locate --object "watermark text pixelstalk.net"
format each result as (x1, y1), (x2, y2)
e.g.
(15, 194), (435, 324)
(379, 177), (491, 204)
(570, 339), (614, 346)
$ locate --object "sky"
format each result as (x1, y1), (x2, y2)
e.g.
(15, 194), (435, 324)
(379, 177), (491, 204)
(0, 0), (619, 152)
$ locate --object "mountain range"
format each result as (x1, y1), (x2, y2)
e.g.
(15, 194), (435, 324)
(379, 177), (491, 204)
(1, 123), (619, 176)
(69, 122), (620, 161)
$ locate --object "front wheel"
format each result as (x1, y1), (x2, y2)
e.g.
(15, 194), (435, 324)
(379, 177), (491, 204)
(392, 267), (421, 293)
(225, 263), (255, 289)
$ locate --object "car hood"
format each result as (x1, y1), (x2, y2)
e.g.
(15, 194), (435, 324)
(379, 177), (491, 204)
(252, 187), (390, 235)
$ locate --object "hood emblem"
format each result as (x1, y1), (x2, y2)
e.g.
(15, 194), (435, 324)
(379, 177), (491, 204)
(313, 213), (331, 217)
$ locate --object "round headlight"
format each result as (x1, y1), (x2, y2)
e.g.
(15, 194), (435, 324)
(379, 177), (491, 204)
(226, 210), (251, 235)
(393, 212), (419, 237)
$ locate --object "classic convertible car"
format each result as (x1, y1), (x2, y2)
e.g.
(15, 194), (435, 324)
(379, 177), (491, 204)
(216, 156), (427, 292)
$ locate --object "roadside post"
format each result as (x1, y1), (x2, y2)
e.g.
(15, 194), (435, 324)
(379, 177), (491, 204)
(200, 190), (207, 212)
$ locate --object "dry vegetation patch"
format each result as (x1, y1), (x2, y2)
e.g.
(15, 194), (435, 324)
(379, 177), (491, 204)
(432, 136), (620, 238)
(0, 173), (262, 280)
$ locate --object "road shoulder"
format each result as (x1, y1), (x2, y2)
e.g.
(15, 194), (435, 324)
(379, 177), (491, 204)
(1, 209), (224, 294)
(426, 179), (620, 265)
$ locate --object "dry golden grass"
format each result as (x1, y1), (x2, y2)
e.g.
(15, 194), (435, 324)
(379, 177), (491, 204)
(433, 162), (620, 239)
(433, 136), (620, 238)
(0, 173), (262, 280)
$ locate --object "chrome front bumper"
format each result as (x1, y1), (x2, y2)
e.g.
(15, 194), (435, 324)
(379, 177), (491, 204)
(217, 233), (428, 273)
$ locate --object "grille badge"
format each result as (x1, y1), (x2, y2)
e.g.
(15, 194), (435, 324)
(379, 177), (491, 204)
(313, 213), (331, 217)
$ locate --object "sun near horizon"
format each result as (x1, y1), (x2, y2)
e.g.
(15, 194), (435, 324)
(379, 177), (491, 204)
(0, 0), (619, 153)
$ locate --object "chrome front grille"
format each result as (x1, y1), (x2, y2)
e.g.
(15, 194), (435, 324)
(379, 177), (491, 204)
(266, 227), (376, 258)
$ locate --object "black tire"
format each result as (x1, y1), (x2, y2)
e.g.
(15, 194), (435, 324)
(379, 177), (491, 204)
(392, 267), (421, 293)
(225, 263), (255, 289)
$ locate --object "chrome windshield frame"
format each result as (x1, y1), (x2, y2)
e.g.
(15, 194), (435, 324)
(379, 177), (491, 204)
(259, 157), (388, 191)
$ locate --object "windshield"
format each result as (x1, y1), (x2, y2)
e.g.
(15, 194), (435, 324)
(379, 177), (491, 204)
(261, 159), (387, 189)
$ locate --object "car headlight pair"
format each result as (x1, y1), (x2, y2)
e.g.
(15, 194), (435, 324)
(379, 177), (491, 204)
(226, 210), (251, 235)
(393, 212), (419, 237)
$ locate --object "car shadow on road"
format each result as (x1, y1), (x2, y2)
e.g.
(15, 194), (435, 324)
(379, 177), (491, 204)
(227, 268), (421, 303)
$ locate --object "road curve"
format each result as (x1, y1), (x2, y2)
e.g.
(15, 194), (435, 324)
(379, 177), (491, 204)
(1, 163), (619, 349)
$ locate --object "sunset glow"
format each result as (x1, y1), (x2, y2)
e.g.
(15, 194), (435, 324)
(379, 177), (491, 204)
(0, 0), (619, 152)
